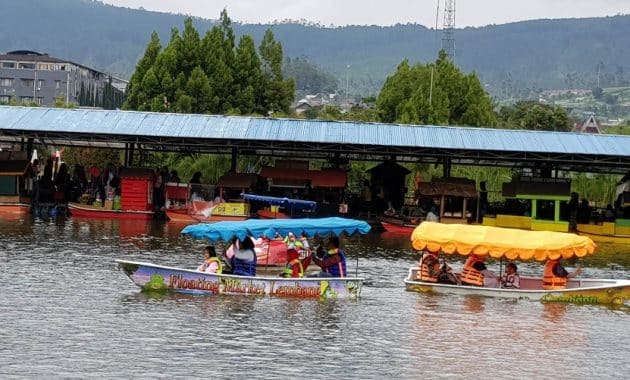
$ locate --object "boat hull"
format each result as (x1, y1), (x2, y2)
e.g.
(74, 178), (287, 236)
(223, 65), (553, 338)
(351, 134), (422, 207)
(166, 210), (247, 224)
(404, 268), (630, 306)
(381, 221), (415, 234)
(0, 203), (31, 215)
(68, 202), (153, 220)
(116, 260), (363, 299)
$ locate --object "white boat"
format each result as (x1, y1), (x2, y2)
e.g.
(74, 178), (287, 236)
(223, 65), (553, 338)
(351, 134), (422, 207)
(117, 260), (363, 299)
(405, 222), (630, 306)
(404, 269), (630, 305)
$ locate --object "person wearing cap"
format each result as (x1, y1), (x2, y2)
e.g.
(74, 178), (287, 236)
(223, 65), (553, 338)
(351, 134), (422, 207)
(284, 231), (304, 251)
(312, 236), (347, 277)
(281, 248), (304, 278)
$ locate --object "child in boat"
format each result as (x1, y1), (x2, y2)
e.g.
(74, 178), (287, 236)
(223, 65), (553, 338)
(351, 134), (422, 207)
(281, 248), (304, 278)
(197, 246), (223, 274)
(500, 262), (520, 289)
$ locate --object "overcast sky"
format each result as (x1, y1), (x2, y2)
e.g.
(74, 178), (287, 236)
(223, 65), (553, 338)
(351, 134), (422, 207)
(102, 0), (630, 27)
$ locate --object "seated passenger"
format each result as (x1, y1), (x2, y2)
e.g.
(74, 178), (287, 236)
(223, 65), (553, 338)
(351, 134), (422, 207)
(501, 262), (520, 289)
(416, 251), (440, 282)
(231, 237), (257, 276)
(437, 260), (459, 285)
(197, 246), (223, 274)
(543, 259), (582, 290)
(281, 248), (304, 278)
(312, 236), (347, 277)
(460, 254), (500, 287)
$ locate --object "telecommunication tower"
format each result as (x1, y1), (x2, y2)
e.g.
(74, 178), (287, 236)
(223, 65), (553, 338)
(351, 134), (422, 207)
(441, 0), (456, 61)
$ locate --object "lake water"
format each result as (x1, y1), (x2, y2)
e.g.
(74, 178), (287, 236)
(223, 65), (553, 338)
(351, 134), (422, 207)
(1, 216), (629, 379)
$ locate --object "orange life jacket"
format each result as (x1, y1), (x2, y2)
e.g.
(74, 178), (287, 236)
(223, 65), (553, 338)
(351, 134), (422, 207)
(460, 256), (484, 286)
(417, 253), (439, 282)
(543, 260), (567, 290)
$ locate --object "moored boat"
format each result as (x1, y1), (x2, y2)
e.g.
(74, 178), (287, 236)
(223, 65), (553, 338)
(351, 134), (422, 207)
(116, 217), (371, 299)
(404, 222), (629, 306)
(380, 220), (416, 234)
(68, 202), (153, 220)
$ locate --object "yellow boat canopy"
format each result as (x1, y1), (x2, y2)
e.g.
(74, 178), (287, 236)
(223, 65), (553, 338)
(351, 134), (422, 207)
(411, 222), (596, 261)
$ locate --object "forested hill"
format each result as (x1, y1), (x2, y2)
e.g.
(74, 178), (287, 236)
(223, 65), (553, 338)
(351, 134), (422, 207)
(3, 0), (630, 96)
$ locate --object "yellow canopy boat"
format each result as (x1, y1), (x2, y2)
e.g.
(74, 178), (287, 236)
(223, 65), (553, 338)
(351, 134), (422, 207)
(404, 222), (629, 306)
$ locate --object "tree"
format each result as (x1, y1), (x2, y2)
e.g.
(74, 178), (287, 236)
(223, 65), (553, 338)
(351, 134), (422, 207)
(498, 101), (572, 131)
(233, 35), (262, 114)
(124, 31), (161, 110)
(186, 66), (213, 113)
(258, 29), (295, 114)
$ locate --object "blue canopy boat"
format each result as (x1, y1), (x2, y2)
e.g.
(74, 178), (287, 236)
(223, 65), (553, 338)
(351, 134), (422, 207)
(116, 217), (371, 299)
(240, 193), (317, 219)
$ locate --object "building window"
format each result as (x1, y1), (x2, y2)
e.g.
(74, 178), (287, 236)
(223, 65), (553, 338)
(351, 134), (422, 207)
(1, 61), (16, 68)
(20, 96), (34, 103)
(18, 62), (36, 69)
(0, 77), (13, 86)
(36, 97), (44, 105)
(37, 79), (44, 88)
(21, 78), (34, 87)
(0, 95), (10, 103)
(55, 80), (61, 89)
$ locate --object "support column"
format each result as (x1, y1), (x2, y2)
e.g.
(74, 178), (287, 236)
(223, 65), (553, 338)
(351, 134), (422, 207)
(442, 157), (451, 178)
(231, 147), (238, 172)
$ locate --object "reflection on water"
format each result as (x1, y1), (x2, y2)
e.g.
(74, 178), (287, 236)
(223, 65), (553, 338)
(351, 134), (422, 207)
(0, 217), (628, 378)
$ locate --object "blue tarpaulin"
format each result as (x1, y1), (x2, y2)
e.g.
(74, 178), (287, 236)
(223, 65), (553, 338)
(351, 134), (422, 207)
(240, 193), (317, 210)
(181, 217), (371, 242)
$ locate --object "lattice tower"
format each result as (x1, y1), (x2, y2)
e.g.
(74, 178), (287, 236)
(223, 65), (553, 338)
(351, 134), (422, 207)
(441, 0), (456, 61)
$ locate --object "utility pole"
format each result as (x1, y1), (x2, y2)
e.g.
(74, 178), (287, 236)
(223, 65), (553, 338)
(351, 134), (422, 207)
(429, 0), (440, 106)
(442, 0), (456, 61)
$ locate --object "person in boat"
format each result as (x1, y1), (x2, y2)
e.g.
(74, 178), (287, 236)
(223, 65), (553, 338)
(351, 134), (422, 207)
(416, 251), (440, 282)
(231, 237), (257, 276)
(189, 171), (202, 198)
(312, 236), (347, 278)
(500, 262), (520, 289)
(281, 248), (304, 278)
(197, 246), (223, 274)
(284, 231), (302, 250)
(460, 254), (500, 287)
(543, 259), (582, 290)
(425, 205), (439, 222)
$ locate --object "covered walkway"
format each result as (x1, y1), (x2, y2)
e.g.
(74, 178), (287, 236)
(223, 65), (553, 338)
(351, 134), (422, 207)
(0, 106), (628, 174)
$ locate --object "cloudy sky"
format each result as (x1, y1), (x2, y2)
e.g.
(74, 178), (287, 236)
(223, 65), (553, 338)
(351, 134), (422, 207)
(102, 0), (630, 27)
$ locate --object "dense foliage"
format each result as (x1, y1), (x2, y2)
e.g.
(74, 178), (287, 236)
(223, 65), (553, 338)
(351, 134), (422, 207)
(376, 52), (496, 126)
(123, 12), (294, 115)
(498, 101), (572, 131)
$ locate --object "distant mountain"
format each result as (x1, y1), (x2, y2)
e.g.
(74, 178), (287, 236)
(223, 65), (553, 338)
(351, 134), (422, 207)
(2, 0), (630, 97)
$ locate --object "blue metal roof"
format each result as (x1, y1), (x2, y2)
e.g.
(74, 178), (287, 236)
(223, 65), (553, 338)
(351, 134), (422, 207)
(1, 106), (628, 156)
(0, 106), (628, 172)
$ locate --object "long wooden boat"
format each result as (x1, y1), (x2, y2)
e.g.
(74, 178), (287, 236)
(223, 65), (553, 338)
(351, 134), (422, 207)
(406, 222), (629, 306)
(116, 260), (363, 299)
(404, 268), (630, 306)
(381, 221), (415, 234)
(68, 202), (153, 220)
(0, 202), (31, 215)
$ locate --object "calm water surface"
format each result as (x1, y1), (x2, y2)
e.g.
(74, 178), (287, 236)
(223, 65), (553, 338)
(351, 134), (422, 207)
(1, 216), (629, 379)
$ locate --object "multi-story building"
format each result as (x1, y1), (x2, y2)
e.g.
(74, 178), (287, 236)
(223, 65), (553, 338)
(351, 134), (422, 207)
(0, 50), (126, 106)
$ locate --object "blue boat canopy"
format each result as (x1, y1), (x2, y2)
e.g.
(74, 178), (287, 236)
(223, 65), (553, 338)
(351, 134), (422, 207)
(240, 193), (317, 210)
(181, 217), (371, 241)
